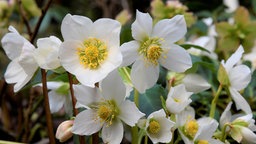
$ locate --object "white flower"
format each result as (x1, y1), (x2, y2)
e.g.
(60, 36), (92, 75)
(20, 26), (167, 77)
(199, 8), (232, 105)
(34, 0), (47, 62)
(59, 14), (122, 87)
(1, 26), (38, 92)
(72, 70), (145, 144)
(120, 10), (192, 93)
(221, 45), (252, 114)
(220, 102), (256, 144)
(223, 0), (239, 13)
(244, 45), (256, 70)
(166, 84), (193, 114)
(145, 109), (175, 143)
(34, 36), (62, 70)
(177, 107), (223, 144)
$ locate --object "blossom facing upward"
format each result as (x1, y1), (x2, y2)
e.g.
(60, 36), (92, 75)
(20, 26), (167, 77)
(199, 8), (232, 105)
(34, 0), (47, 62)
(120, 10), (192, 93)
(59, 14), (122, 87)
(145, 109), (175, 143)
(72, 70), (145, 144)
(220, 45), (252, 114)
(34, 36), (62, 70)
(220, 102), (256, 143)
(1, 26), (38, 92)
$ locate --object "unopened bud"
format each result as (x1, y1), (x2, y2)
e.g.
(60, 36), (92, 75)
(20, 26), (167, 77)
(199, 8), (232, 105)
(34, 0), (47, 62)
(56, 120), (74, 142)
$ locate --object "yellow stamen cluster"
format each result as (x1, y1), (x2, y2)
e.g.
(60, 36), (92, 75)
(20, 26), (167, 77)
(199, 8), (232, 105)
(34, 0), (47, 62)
(184, 119), (199, 139)
(148, 119), (161, 134)
(197, 140), (209, 144)
(96, 100), (119, 126)
(77, 38), (108, 69)
(138, 38), (164, 66)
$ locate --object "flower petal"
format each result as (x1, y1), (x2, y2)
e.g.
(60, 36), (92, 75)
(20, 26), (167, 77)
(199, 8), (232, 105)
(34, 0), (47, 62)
(152, 15), (186, 43)
(72, 109), (102, 135)
(131, 60), (159, 93)
(241, 127), (256, 143)
(131, 10), (153, 41)
(220, 102), (232, 128)
(118, 100), (145, 126)
(222, 45), (244, 72)
(101, 70), (126, 104)
(120, 40), (140, 67)
(229, 65), (251, 91)
(102, 119), (123, 144)
(196, 117), (218, 140)
(48, 91), (66, 113)
(183, 74), (211, 93)
(229, 87), (252, 114)
(73, 85), (101, 108)
(61, 14), (93, 41)
(160, 44), (192, 72)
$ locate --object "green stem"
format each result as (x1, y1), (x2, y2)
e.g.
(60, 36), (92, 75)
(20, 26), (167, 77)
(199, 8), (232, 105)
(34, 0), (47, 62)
(144, 135), (148, 144)
(210, 85), (223, 118)
(131, 126), (138, 144)
(134, 88), (139, 107)
(137, 129), (146, 144)
(221, 124), (229, 142)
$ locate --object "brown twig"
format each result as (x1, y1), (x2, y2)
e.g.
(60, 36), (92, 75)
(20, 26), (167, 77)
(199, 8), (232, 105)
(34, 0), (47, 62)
(67, 72), (86, 144)
(17, 0), (32, 36)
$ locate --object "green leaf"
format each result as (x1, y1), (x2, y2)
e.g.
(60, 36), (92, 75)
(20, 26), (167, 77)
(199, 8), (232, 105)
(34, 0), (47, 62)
(180, 44), (211, 53)
(118, 67), (133, 87)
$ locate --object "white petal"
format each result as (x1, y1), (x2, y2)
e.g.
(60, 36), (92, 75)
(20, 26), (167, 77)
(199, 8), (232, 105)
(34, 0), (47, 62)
(101, 70), (126, 104)
(131, 60), (159, 93)
(118, 100), (145, 126)
(61, 14), (93, 41)
(183, 74), (211, 93)
(48, 91), (66, 113)
(45, 81), (63, 90)
(72, 109), (103, 135)
(196, 117), (218, 140)
(223, 45), (244, 72)
(176, 106), (195, 126)
(229, 65), (251, 91)
(102, 119), (123, 144)
(229, 87), (252, 114)
(131, 10), (153, 41)
(120, 40), (140, 67)
(152, 15), (186, 43)
(220, 102), (232, 128)
(241, 127), (256, 144)
(160, 44), (192, 72)
(92, 18), (121, 49)
(166, 97), (192, 114)
(224, 0), (239, 13)
(208, 139), (224, 144)
(73, 85), (101, 108)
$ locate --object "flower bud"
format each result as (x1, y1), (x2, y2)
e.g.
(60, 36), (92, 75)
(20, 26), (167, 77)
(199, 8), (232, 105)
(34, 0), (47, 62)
(56, 120), (74, 142)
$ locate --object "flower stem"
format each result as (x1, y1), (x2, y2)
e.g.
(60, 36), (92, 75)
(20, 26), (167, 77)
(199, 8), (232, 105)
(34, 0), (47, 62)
(132, 88), (140, 144)
(221, 124), (229, 142)
(67, 72), (86, 144)
(210, 84), (223, 118)
(134, 88), (139, 107)
(41, 69), (56, 144)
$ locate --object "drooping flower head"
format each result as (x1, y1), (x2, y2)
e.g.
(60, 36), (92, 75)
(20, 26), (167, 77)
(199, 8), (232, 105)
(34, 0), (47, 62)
(72, 70), (145, 143)
(59, 14), (122, 87)
(121, 10), (192, 93)
(1, 26), (38, 92)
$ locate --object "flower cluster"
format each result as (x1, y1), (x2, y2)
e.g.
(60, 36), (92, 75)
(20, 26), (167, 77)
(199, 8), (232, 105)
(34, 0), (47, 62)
(1, 2), (256, 144)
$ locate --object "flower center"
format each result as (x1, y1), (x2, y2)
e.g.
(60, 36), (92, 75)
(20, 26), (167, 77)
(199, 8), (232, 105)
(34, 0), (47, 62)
(148, 119), (161, 134)
(138, 38), (164, 65)
(197, 140), (209, 144)
(77, 38), (108, 69)
(96, 100), (119, 126)
(184, 119), (199, 139)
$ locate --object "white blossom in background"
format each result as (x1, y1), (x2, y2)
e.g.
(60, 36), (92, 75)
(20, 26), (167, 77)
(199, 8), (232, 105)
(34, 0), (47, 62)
(1, 26), (38, 92)
(145, 109), (175, 143)
(120, 10), (192, 93)
(221, 45), (252, 114)
(244, 45), (256, 70)
(220, 102), (256, 144)
(59, 14), (122, 87)
(72, 70), (145, 144)
(166, 84), (193, 114)
(223, 0), (239, 13)
(34, 36), (62, 70)
(176, 107), (223, 144)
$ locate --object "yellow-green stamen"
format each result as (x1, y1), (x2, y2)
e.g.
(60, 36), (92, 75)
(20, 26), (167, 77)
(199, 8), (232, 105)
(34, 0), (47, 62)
(148, 119), (161, 134)
(184, 119), (199, 139)
(96, 100), (119, 126)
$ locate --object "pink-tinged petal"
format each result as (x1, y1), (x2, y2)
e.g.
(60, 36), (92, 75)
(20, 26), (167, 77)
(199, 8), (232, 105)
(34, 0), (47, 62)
(48, 91), (66, 113)
(160, 44), (192, 72)
(223, 45), (244, 72)
(61, 14), (93, 41)
(120, 40), (140, 67)
(152, 15), (186, 43)
(118, 100), (145, 126)
(73, 85), (101, 108)
(92, 18), (121, 48)
(131, 60), (159, 93)
(183, 74), (211, 93)
(220, 102), (232, 128)
(132, 10), (153, 41)
(101, 70), (126, 104)
(229, 65), (251, 91)
(72, 109), (103, 135)
(229, 87), (252, 114)
(102, 119), (123, 144)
